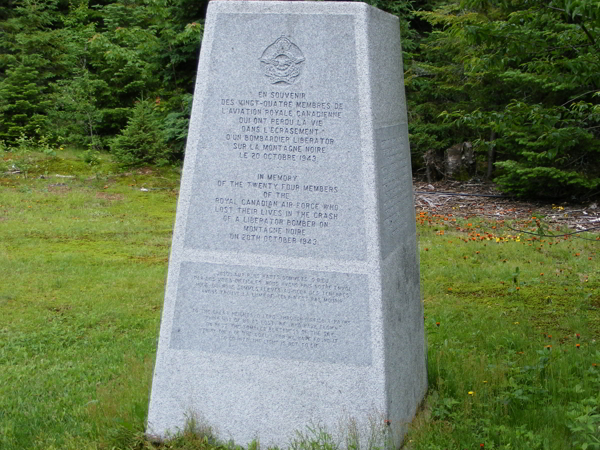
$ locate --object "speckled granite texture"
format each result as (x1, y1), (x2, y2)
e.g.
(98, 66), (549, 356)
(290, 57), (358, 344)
(147, 2), (427, 448)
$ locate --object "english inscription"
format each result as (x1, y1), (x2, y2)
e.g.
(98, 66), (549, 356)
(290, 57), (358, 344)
(170, 262), (372, 366)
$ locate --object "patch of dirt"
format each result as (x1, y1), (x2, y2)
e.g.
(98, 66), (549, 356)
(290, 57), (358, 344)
(47, 183), (71, 193)
(413, 179), (600, 233)
(95, 192), (124, 201)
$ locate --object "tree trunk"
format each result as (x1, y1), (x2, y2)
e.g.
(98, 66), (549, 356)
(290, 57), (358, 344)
(486, 130), (496, 180)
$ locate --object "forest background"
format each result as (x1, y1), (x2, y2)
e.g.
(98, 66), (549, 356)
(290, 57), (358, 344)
(1, 0), (599, 200)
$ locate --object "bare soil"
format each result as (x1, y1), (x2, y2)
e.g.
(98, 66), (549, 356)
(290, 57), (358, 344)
(413, 179), (600, 233)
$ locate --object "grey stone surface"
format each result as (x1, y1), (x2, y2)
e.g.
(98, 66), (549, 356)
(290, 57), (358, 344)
(148, 2), (427, 448)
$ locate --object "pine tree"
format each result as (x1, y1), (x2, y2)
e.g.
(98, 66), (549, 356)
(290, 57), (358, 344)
(0, 59), (52, 142)
(110, 98), (170, 167)
(408, 0), (600, 198)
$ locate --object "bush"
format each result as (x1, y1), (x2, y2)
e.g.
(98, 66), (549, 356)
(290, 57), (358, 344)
(494, 162), (600, 200)
(110, 99), (170, 167)
(162, 93), (193, 161)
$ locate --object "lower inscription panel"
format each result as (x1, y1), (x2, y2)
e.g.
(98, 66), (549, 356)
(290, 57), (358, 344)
(170, 262), (372, 366)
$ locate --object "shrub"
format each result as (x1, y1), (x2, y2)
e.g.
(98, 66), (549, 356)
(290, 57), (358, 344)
(110, 99), (170, 167)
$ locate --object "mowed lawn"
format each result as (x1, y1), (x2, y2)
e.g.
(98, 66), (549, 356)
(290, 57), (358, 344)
(1, 152), (598, 450)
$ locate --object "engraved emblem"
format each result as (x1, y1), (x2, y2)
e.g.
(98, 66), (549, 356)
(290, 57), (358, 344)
(260, 36), (305, 85)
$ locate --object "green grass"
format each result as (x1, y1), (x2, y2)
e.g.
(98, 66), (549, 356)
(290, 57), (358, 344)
(1, 150), (598, 450)
(1, 150), (179, 449)
(409, 212), (599, 450)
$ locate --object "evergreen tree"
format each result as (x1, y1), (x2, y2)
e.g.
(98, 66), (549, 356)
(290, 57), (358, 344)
(110, 98), (170, 167)
(0, 0), (72, 142)
(408, 0), (600, 198)
(48, 0), (108, 147)
(0, 59), (52, 141)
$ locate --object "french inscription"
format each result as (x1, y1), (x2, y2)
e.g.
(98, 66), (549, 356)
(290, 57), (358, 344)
(170, 262), (372, 366)
(221, 91), (344, 163)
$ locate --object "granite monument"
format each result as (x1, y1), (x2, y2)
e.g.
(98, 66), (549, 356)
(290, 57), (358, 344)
(148, 1), (427, 447)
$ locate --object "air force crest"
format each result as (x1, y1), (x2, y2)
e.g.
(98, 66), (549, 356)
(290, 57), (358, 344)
(260, 36), (305, 85)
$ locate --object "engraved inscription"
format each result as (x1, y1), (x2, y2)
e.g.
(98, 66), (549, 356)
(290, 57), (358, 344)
(186, 87), (364, 259)
(213, 172), (341, 247)
(221, 92), (344, 163)
(376, 124), (412, 259)
(170, 263), (372, 366)
(260, 36), (305, 85)
(203, 92), (348, 247)
(184, 14), (364, 260)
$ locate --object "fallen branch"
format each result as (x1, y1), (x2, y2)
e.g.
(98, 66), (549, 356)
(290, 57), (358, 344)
(414, 190), (506, 198)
